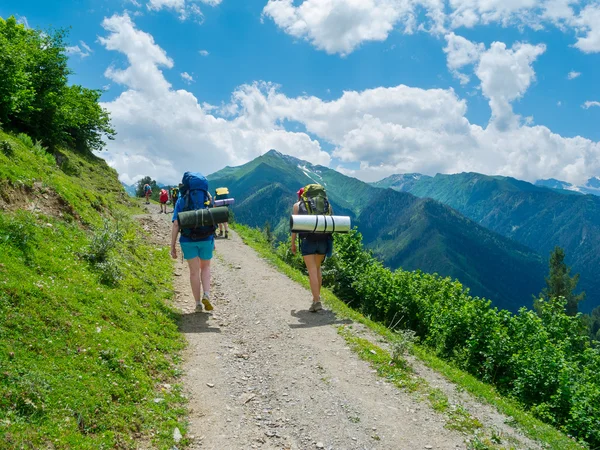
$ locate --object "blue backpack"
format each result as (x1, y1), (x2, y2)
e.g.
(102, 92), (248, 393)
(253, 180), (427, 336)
(178, 172), (216, 240)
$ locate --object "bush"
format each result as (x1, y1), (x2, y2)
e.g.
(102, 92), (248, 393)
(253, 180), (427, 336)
(0, 140), (13, 157)
(16, 132), (34, 148)
(81, 219), (124, 285)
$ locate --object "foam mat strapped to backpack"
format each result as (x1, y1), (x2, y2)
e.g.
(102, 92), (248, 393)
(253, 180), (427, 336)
(178, 206), (229, 228)
(290, 215), (351, 233)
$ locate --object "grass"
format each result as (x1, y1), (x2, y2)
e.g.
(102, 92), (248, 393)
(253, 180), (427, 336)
(233, 223), (585, 450)
(0, 130), (187, 449)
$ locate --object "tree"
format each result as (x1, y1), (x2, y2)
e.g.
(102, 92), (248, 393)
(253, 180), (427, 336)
(537, 246), (585, 316)
(0, 16), (114, 152)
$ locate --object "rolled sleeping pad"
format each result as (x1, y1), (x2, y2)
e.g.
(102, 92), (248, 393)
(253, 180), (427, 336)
(290, 215), (351, 233)
(214, 197), (235, 207)
(178, 206), (229, 228)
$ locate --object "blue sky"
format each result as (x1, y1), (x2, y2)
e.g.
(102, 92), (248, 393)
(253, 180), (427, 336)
(2, 0), (600, 185)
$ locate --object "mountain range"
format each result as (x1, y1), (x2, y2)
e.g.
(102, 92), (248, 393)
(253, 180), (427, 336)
(535, 177), (600, 196)
(374, 172), (600, 312)
(208, 150), (547, 312)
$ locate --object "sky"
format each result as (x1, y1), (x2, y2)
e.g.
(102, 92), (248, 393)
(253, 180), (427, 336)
(2, 0), (600, 185)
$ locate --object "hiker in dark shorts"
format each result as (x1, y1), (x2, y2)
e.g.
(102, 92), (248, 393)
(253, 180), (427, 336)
(291, 187), (333, 312)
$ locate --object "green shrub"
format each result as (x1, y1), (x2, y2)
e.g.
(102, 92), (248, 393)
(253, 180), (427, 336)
(0, 140), (13, 157)
(16, 132), (33, 148)
(81, 219), (125, 285)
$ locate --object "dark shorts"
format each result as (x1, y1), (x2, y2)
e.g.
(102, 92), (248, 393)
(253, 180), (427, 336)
(300, 236), (333, 257)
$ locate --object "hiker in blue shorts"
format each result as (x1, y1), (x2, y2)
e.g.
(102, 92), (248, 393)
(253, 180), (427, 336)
(170, 172), (215, 312)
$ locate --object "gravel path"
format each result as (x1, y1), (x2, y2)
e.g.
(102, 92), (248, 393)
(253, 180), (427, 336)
(137, 205), (542, 450)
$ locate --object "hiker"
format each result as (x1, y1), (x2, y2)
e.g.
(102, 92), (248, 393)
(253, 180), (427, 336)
(170, 172), (215, 313)
(291, 185), (333, 312)
(170, 185), (179, 207)
(214, 187), (230, 238)
(159, 188), (169, 214)
(143, 183), (152, 204)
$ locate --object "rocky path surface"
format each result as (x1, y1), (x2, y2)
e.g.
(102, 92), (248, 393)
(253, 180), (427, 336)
(137, 205), (541, 450)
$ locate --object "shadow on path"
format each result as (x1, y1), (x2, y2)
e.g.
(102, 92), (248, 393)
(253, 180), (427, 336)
(178, 311), (222, 334)
(288, 309), (353, 329)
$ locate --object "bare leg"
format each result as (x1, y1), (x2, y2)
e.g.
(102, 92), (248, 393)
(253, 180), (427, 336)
(187, 257), (201, 302)
(200, 259), (211, 296)
(303, 255), (322, 302)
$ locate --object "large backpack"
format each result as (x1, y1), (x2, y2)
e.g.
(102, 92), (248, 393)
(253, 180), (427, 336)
(215, 187), (229, 201)
(178, 172), (216, 240)
(159, 189), (169, 203)
(299, 184), (332, 216)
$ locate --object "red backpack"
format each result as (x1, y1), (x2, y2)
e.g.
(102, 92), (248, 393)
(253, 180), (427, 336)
(159, 189), (168, 202)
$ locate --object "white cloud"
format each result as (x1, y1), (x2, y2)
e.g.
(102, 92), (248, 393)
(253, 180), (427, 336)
(99, 14), (600, 188)
(65, 41), (93, 58)
(443, 32), (485, 84)
(572, 4), (600, 53)
(181, 72), (195, 83)
(99, 14), (329, 184)
(567, 70), (581, 79)
(199, 49), (210, 56)
(262, 0), (600, 56)
(475, 41), (546, 129)
(146, 0), (221, 20)
(583, 101), (600, 109)
(262, 0), (446, 56)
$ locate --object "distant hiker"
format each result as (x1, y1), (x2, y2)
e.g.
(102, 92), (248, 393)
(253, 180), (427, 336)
(143, 183), (152, 204)
(159, 188), (169, 213)
(171, 185), (179, 206)
(171, 172), (216, 312)
(214, 187), (230, 238)
(291, 184), (333, 312)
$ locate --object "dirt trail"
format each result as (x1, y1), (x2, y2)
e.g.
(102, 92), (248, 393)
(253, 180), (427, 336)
(137, 205), (541, 450)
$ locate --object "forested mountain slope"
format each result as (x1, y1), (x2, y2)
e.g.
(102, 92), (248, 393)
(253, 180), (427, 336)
(375, 172), (600, 311)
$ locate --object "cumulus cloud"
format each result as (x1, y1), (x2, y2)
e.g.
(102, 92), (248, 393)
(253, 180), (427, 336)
(475, 41), (546, 129)
(262, 0), (445, 56)
(443, 32), (485, 83)
(583, 101), (600, 109)
(567, 70), (581, 79)
(99, 13), (600, 187)
(99, 13), (329, 184)
(199, 49), (210, 56)
(262, 0), (600, 56)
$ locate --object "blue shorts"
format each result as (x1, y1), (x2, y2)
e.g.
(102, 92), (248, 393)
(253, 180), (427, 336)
(180, 240), (214, 260)
(300, 237), (333, 257)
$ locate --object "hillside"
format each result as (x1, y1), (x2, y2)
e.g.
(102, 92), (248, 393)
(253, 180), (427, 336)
(375, 172), (600, 311)
(0, 130), (186, 447)
(209, 151), (546, 312)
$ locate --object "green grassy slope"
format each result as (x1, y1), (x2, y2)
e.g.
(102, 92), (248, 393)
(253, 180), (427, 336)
(0, 131), (187, 449)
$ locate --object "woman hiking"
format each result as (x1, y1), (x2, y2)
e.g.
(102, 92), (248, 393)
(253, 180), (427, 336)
(291, 186), (333, 312)
(170, 172), (215, 312)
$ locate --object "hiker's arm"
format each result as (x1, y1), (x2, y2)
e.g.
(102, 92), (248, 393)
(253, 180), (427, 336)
(291, 202), (299, 254)
(170, 220), (179, 259)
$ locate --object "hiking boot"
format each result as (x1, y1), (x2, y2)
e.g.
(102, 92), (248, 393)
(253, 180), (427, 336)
(225, 231), (229, 239)
(218, 230), (223, 237)
(195, 302), (203, 312)
(309, 301), (322, 312)
(202, 295), (214, 311)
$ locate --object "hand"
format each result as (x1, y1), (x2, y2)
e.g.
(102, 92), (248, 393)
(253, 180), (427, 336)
(170, 247), (177, 259)
(291, 242), (297, 255)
